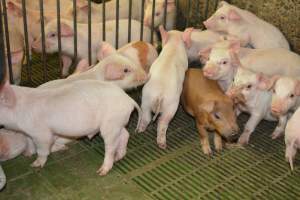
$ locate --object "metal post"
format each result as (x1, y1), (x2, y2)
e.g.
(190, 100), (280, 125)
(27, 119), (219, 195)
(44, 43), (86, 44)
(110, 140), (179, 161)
(163, 0), (167, 29)
(127, 0), (132, 43)
(73, 0), (78, 61)
(88, 0), (92, 65)
(39, 0), (48, 82)
(115, 0), (119, 48)
(102, 0), (106, 41)
(56, 0), (62, 74)
(150, 0), (156, 44)
(0, 1), (7, 85)
(140, 0), (145, 41)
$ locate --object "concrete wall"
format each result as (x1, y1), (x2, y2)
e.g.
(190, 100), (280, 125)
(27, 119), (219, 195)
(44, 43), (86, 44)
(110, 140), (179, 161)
(178, 0), (300, 53)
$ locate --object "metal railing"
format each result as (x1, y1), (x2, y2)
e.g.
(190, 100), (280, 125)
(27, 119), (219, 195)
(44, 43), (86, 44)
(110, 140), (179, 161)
(0, 0), (219, 85)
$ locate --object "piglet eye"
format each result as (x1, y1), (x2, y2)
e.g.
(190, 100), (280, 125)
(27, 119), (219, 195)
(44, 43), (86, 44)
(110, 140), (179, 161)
(124, 68), (130, 73)
(247, 84), (252, 89)
(222, 61), (227, 65)
(290, 94), (295, 98)
(272, 89), (276, 93)
(220, 16), (226, 20)
(214, 113), (221, 120)
(155, 12), (160, 16)
(50, 33), (56, 38)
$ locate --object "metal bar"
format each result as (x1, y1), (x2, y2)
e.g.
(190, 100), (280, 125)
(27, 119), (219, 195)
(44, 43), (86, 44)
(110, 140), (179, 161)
(2, 0), (13, 83)
(186, 0), (191, 28)
(56, 0), (62, 75)
(0, 1), (7, 84)
(88, 0), (92, 65)
(205, 0), (210, 19)
(140, 0), (145, 41)
(115, 0), (119, 48)
(102, 0), (106, 41)
(196, 0), (200, 23)
(150, 0), (156, 44)
(73, 0), (78, 61)
(214, 0), (220, 11)
(39, 0), (48, 82)
(21, 0), (32, 83)
(127, 0), (132, 43)
(175, 0), (179, 29)
(163, 0), (167, 29)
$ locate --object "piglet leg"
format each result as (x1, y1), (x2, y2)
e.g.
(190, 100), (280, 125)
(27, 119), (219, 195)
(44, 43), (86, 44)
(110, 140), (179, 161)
(51, 137), (71, 152)
(137, 97), (152, 133)
(23, 137), (36, 157)
(61, 55), (73, 77)
(114, 128), (130, 162)
(214, 133), (223, 152)
(272, 115), (287, 139)
(285, 140), (297, 171)
(31, 133), (53, 168)
(196, 122), (212, 155)
(156, 103), (178, 149)
(97, 125), (122, 176)
(238, 113), (263, 145)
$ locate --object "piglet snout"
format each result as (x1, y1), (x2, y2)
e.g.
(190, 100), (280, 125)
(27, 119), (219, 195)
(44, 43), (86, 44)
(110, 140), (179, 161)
(271, 105), (283, 116)
(203, 67), (217, 78)
(136, 72), (149, 83)
(203, 20), (212, 29)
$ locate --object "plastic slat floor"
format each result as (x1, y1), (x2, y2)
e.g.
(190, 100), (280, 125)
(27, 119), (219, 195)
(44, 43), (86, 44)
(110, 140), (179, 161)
(1, 54), (300, 199)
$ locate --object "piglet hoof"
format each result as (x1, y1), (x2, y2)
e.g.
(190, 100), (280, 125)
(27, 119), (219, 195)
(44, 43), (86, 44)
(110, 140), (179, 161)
(30, 158), (46, 168)
(237, 135), (249, 146)
(202, 145), (212, 156)
(271, 131), (282, 140)
(157, 142), (167, 150)
(97, 166), (110, 176)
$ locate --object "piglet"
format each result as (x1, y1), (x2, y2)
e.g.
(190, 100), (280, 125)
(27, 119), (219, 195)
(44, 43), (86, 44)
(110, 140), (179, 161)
(116, 41), (158, 73)
(181, 69), (239, 154)
(203, 1), (290, 49)
(10, 0), (72, 11)
(0, 129), (35, 190)
(226, 68), (282, 145)
(32, 18), (156, 76)
(39, 42), (149, 90)
(0, 80), (141, 176)
(201, 40), (300, 91)
(137, 26), (193, 149)
(285, 107), (300, 170)
(144, 0), (176, 31)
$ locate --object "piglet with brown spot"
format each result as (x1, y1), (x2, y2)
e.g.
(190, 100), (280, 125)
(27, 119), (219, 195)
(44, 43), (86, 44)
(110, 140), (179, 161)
(181, 69), (239, 155)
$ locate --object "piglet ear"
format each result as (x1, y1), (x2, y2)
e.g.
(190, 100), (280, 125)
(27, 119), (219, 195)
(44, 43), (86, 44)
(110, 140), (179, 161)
(60, 23), (73, 37)
(228, 9), (241, 21)
(7, 1), (22, 17)
(104, 64), (125, 81)
(218, 1), (229, 9)
(10, 49), (24, 65)
(97, 42), (117, 61)
(0, 80), (16, 108)
(229, 40), (240, 54)
(182, 27), (193, 49)
(198, 47), (212, 63)
(257, 73), (278, 90)
(295, 80), (300, 96)
(159, 25), (168, 45)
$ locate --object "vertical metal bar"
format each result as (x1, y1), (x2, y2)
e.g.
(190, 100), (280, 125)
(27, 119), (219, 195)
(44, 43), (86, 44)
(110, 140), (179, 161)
(56, 0), (62, 74)
(186, 0), (191, 28)
(205, 0), (210, 20)
(115, 0), (119, 48)
(73, 0), (78, 61)
(175, 0), (179, 29)
(1, 0), (13, 83)
(88, 0), (92, 65)
(39, 0), (48, 82)
(140, 0), (145, 41)
(102, 0), (106, 41)
(214, 0), (220, 11)
(21, 0), (32, 83)
(150, 0), (156, 44)
(163, 0), (167, 29)
(196, 0), (200, 22)
(0, 1), (7, 84)
(127, 0), (132, 43)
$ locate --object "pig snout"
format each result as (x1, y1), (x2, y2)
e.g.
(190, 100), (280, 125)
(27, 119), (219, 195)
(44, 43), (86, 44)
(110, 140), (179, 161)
(226, 125), (240, 142)
(271, 101), (285, 116)
(203, 19), (214, 29)
(135, 71), (149, 83)
(31, 40), (42, 52)
(203, 65), (217, 78)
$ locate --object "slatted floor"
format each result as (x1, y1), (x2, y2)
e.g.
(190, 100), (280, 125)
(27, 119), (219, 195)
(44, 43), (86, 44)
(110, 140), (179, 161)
(1, 54), (300, 199)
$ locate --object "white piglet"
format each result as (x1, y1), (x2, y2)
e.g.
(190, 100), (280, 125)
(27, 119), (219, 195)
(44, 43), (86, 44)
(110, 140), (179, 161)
(201, 40), (300, 91)
(204, 1), (290, 49)
(226, 68), (284, 145)
(0, 129), (36, 190)
(0, 80), (141, 176)
(285, 107), (300, 170)
(137, 26), (193, 149)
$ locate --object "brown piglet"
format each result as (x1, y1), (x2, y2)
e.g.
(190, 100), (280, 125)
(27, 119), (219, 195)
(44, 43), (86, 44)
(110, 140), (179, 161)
(181, 68), (239, 155)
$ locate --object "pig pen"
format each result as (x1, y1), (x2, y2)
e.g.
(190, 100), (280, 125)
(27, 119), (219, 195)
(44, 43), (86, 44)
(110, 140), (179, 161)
(0, 0), (300, 199)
